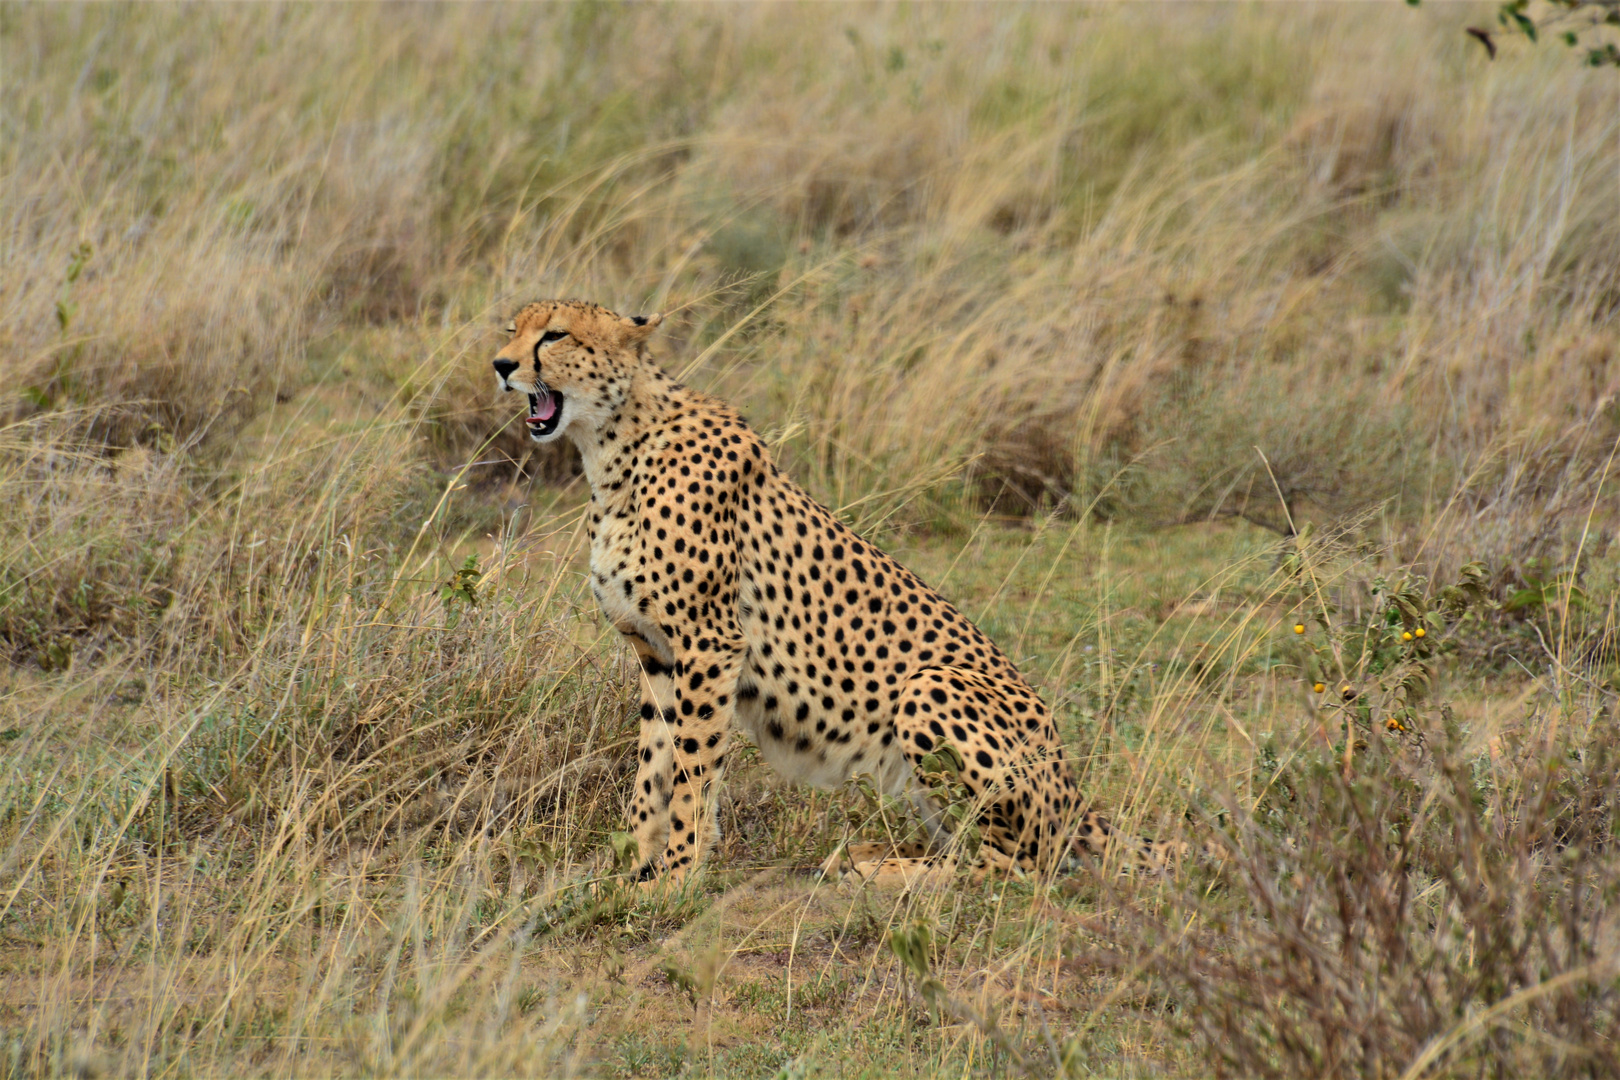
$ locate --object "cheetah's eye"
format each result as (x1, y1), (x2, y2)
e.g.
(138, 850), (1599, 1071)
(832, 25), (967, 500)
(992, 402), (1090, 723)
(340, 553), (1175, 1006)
(539, 330), (568, 345)
(503, 321), (516, 334)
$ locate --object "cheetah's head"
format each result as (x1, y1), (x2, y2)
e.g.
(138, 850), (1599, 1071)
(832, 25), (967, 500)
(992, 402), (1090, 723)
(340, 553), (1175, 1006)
(492, 299), (664, 444)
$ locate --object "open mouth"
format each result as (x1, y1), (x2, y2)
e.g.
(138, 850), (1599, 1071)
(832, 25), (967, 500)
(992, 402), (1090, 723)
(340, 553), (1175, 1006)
(525, 387), (564, 438)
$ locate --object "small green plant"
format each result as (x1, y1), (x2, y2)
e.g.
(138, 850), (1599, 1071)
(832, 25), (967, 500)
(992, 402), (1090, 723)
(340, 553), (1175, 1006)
(22, 241), (94, 411)
(55, 240), (91, 334)
(440, 553), (482, 609)
(607, 830), (639, 873)
(888, 917), (943, 1020)
(1501, 557), (1587, 615)
(1289, 560), (1490, 750)
(914, 739), (983, 861)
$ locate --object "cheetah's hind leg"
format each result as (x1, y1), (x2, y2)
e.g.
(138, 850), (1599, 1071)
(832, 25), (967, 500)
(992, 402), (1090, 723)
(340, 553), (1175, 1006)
(818, 841), (930, 881)
(819, 842), (959, 892)
(891, 666), (1076, 880)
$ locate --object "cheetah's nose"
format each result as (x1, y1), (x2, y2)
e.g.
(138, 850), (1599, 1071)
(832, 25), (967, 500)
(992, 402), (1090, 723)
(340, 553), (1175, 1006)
(493, 359), (518, 383)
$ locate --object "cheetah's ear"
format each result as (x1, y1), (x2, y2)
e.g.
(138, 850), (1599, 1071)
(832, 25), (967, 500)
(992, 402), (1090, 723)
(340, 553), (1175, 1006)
(618, 311), (664, 342)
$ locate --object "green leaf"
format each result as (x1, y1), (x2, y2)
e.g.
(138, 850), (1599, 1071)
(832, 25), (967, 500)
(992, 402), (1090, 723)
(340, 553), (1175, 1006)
(608, 831), (639, 871)
(64, 241), (92, 285)
(888, 919), (933, 978)
(1503, 588), (1544, 613)
(440, 552), (483, 608)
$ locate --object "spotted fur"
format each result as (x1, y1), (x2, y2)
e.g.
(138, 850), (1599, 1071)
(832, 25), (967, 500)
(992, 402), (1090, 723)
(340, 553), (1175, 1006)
(492, 300), (1176, 887)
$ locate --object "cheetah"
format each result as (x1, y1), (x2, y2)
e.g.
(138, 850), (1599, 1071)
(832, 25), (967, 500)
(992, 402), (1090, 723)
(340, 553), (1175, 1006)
(492, 300), (1177, 887)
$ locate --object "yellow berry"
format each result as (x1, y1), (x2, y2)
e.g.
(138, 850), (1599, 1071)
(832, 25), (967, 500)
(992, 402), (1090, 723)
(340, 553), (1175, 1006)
(1312, 682), (1325, 694)
(1293, 624), (1305, 634)
(1414, 627), (1425, 638)
(1402, 631), (1413, 641)
(1386, 717), (1405, 732)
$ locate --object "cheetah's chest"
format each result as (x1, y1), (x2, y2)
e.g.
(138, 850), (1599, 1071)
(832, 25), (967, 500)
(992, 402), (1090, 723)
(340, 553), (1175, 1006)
(588, 491), (910, 795)
(590, 506), (673, 666)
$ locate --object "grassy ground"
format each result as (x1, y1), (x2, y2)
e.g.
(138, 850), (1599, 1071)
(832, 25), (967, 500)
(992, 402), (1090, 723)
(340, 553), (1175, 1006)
(3, 4), (1618, 1077)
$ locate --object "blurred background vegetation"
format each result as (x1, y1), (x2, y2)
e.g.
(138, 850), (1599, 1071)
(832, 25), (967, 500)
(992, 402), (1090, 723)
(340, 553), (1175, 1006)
(1, 4), (1616, 1077)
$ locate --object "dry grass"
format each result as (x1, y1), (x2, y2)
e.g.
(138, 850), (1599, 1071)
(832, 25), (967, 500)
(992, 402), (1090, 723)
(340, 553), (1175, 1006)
(2, 4), (1618, 1077)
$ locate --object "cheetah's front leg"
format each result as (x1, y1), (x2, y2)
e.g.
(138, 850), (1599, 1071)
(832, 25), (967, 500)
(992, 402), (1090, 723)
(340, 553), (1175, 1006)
(624, 638), (678, 877)
(654, 639), (744, 884)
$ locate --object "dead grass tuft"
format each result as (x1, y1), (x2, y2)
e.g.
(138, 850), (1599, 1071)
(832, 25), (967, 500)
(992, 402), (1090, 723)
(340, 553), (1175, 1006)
(1078, 716), (1620, 1079)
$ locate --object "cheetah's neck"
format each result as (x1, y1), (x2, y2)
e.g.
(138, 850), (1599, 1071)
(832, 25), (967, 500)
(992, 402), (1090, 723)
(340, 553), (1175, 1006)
(569, 365), (686, 511)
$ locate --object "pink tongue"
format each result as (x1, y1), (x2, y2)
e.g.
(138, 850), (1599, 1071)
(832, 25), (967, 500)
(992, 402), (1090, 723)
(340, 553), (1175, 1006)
(532, 392), (557, 421)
